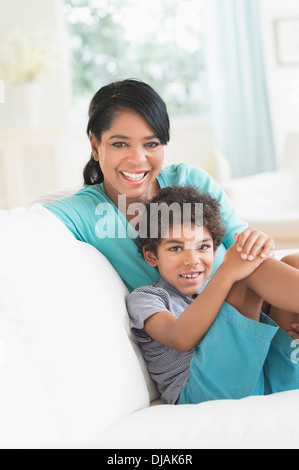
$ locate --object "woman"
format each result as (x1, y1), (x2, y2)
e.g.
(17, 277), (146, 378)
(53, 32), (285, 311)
(44, 79), (299, 338)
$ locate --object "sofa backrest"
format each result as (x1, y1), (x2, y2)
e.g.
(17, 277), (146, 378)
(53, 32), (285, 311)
(0, 204), (158, 447)
(281, 133), (299, 171)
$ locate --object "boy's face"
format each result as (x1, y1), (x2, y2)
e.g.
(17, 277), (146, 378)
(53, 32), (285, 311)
(144, 224), (217, 299)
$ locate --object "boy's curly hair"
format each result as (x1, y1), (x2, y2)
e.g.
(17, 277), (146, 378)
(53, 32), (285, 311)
(138, 185), (226, 257)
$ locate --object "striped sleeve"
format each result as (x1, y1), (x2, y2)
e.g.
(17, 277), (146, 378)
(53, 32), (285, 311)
(126, 285), (172, 330)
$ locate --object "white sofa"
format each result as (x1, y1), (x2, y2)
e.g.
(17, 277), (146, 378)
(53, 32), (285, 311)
(0, 203), (299, 450)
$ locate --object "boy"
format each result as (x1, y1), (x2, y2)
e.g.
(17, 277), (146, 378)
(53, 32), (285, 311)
(126, 186), (299, 405)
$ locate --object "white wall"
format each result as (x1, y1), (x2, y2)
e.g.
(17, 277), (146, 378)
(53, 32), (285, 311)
(1, 0), (298, 198)
(0, 0), (76, 194)
(260, 0), (299, 164)
(0, 0), (71, 130)
(68, 0), (299, 188)
(163, 1), (299, 173)
(164, 119), (214, 169)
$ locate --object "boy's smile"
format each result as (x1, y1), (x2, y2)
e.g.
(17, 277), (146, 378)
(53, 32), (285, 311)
(144, 224), (217, 299)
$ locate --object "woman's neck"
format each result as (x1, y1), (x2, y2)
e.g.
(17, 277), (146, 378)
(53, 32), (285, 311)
(103, 179), (160, 223)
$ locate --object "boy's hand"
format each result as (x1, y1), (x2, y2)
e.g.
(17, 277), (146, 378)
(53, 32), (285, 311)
(223, 242), (266, 283)
(234, 228), (274, 261)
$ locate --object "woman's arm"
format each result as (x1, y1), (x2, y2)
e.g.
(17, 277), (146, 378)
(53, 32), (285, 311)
(185, 165), (275, 259)
(234, 229), (274, 261)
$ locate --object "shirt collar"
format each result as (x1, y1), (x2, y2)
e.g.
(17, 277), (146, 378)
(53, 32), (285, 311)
(158, 276), (210, 302)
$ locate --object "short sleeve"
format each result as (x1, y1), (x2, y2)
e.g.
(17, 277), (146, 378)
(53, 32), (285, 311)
(43, 187), (103, 245)
(127, 285), (172, 330)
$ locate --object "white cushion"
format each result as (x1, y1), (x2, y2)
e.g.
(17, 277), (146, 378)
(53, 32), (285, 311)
(223, 171), (299, 244)
(94, 390), (299, 449)
(0, 311), (61, 448)
(223, 170), (298, 212)
(0, 204), (150, 446)
(80, 242), (160, 403)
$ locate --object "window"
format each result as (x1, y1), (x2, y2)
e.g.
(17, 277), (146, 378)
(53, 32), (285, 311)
(63, 0), (209, 125)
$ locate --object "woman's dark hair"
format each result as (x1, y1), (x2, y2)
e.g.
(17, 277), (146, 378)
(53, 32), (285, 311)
(83, 79), (170, 185)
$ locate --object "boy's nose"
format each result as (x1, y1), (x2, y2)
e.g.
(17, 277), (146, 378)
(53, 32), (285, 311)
(183, 250), (200, 266)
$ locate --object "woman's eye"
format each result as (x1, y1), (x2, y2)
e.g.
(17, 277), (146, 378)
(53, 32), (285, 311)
(145, 142), (160, 149)
(112, 142), (127, 148)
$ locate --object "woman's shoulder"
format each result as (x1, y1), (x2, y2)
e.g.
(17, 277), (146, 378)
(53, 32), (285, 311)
(42, 184), (110, 241)
(159, 163), (211, 187)
(72, 183), (106, 200)
(43, 184), (108, 210)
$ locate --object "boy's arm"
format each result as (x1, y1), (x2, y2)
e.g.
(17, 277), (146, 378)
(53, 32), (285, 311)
(144, 243), (266, 352)
(144, 266), (233, 352)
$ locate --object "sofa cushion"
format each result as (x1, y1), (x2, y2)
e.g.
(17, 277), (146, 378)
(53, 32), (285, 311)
(0, 309), (61, 447)
(0, 204), (150, 446)
(80, 241), (160, 403)
(94, 389), (299, 449)
(223, 170), (299, 212)
(223, 170), (299, 247)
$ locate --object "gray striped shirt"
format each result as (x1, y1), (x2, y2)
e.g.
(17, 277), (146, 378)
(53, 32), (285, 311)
(127, 277), (209, 404)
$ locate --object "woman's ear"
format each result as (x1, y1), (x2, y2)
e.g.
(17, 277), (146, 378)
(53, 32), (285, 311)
(143, 247), (158, 267)
(89, 133), (100, 161)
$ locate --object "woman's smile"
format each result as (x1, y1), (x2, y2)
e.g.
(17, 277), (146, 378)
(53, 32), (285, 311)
(90, 109), (164, 206)
(120, 170), (150, 184)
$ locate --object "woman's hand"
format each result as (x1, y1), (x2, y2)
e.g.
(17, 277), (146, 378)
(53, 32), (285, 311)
(223, 242), (266, 283)
(234, 227), (275, 261)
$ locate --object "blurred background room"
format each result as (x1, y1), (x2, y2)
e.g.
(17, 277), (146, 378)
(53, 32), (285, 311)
(0, 0), (299, 247)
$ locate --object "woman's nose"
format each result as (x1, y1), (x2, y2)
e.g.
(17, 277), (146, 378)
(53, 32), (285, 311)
(127, 146), (147, 165)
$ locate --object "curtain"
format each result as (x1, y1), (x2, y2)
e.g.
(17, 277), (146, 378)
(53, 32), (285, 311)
(203, 0), (277, 177)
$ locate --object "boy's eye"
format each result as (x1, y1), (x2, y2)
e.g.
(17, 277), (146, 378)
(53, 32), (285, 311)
(198, 244), (211, 251)
(169, 246), (182, 252)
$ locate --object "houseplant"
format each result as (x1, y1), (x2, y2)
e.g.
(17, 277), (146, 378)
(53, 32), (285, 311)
(0, 28), (57, 127)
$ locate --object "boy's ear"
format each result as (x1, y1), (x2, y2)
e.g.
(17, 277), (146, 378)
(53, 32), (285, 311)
(143, 247), (158, 267)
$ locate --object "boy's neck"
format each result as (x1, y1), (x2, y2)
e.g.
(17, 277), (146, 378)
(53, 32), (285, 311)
(158, 276), (204, 300)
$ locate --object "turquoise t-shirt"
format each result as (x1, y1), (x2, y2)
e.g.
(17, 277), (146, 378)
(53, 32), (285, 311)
(44, 163), (247, 292)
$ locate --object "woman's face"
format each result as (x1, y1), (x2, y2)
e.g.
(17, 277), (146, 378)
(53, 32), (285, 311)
(90, 109), (165, 206)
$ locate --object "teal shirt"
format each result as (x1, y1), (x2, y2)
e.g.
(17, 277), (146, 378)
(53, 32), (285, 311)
(44, 163), (247, 292)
